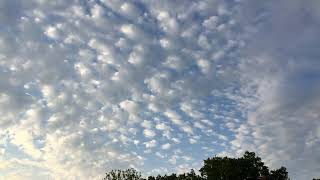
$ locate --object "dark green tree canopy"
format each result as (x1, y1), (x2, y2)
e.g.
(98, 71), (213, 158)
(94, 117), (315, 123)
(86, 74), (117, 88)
(103, 151), (289, 180)
(200, 151), (274, 180)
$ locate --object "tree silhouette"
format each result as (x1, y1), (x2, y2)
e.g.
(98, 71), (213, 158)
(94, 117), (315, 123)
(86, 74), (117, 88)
(145, 170), (203, 180)
(200, 152), (259, 179)
(269, 167), (288, 180)
(102, 151), (289, 180)
(103, 168), (143, 180)
(199, 151), (288, 180)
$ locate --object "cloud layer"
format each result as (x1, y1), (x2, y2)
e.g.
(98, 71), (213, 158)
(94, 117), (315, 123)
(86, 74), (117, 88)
(0, 0), (319, 179)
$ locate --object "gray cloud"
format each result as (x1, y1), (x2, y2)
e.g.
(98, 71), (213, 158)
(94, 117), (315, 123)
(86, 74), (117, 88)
(231, 1), (320, 179)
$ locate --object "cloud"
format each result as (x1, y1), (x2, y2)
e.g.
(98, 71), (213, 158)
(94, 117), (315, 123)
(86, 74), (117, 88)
(164, 110), (183, 126)
(144, 140), (157, 149)
(120, 2), (141, 19)
(119, 100), (141, 115)
(143, 129), (156, 138)
(155, 122), (170, 131)
(202, 16), (219, 29)
(141, 120), (153, 129)
(228, 1), (320, 179)
(0, 0), (319, 179)
(189, 138), (197, 144)
(161, 143), (171, 150)
(44, 26), (60, 40)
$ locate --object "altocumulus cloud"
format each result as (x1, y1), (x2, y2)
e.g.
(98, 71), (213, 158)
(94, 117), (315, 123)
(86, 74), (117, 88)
(0, 0), (319, 179)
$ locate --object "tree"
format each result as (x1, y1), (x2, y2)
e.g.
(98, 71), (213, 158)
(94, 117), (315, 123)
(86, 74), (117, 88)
(146, 170), (202, 180)
(102, 151), (289, 180)
(240, 151), (270, 178)
(103, 168), (143, 180)
(148, 176), (156, 180)
(200, 156), (242, 180)
(177, 169), (203, 180)
(199, 151), (289, 180)
(269, 167), (288, 180)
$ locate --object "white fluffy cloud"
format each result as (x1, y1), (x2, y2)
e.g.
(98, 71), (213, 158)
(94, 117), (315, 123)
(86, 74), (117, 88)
(161, 143), (171, 150)
(0, 0), (319, 179)
(143, 129), (156, 138)
(144, 140), (157, 149)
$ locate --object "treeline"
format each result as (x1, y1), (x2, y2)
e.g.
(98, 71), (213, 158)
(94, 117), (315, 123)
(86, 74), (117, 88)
(103, 151), (291, 180)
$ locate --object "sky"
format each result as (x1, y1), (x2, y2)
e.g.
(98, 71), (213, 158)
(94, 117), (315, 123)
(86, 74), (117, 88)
(0, 0), (319, 179)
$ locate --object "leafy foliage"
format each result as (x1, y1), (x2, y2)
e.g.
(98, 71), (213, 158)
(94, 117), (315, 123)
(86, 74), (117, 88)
(103, 168), (143, 180)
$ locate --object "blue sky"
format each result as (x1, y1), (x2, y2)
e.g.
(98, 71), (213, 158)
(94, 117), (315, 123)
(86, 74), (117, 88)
(0, 0), (319, 179)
